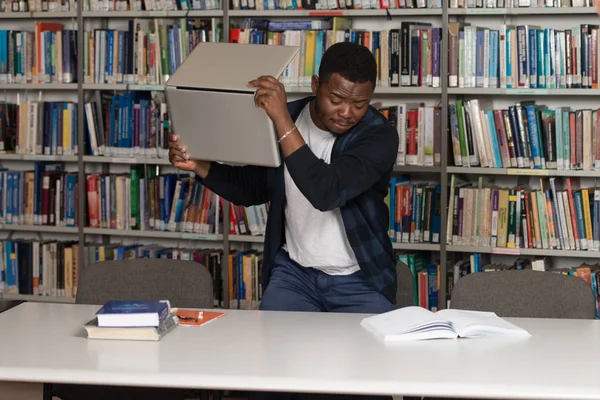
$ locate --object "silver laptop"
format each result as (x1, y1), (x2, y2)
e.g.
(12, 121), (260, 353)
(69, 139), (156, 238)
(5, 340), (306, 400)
(165, 42), (300, 168)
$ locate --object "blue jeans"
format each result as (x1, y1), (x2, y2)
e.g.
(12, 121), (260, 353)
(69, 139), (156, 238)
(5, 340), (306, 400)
(259, 249), (395, 313)
(250, 249), (394, 400)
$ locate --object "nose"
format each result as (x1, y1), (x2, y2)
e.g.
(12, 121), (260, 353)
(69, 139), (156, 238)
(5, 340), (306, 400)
(339, 104), (352, 119)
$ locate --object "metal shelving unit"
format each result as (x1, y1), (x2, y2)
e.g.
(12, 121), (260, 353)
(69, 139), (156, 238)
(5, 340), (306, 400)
(447, 167), (600, 177)
(81, 9), (223, 17)
(0, 11), (77, 18)
(82, 156), (172, 165)
(0, 225), (79, 234)
(227, 8), (442, 16)
(394, 166), (441, 173)
(0, 154), (79, 162)
(393, 243), (441, 251)
(448, 88), (600, 95)
(447, 245), (600, 259)
(448, 6), (597, 15)
(224, 235), (443, 252)
(84, 228), (223, 241)
(0, 83), (78, 90)
(229, 235), (266, 243)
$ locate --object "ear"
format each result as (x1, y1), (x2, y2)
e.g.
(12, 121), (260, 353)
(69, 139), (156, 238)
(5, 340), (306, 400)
(311, 75), (319, 94)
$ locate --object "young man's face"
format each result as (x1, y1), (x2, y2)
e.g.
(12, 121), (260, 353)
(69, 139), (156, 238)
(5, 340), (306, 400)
(310, 73), (374, 135)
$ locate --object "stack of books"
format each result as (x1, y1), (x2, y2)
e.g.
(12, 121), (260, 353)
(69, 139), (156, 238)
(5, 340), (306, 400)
(83, 300), (179, 341)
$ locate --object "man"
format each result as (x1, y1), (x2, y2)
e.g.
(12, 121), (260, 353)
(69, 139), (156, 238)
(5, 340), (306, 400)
(169, 41), (399, 315)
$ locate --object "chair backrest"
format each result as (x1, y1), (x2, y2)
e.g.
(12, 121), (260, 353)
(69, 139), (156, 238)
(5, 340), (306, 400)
(76, 258), (214, 308)
(396, 261), (415, 309)
(450, 270), (597, 319)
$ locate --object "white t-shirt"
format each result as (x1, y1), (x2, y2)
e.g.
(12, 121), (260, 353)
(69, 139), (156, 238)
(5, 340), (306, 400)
(282, 103), (360, 276)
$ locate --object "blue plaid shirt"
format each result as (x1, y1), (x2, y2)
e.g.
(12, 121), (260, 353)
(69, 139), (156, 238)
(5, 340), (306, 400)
(201, 96), (399, 303)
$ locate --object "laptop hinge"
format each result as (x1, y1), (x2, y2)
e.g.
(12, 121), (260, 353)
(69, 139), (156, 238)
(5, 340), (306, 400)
(174, 85), (253, 94)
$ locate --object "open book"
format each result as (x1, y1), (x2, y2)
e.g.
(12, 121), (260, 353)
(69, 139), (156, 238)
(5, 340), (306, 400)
(361, 306), (531, 341)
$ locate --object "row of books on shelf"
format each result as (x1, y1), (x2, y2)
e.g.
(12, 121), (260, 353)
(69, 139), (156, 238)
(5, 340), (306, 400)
(447, 175), (600, 251)
(448, 254), (600, 317)
(86, 169), (223, 233)
(233, 18), (441, 88)
(8, 164), (600, 254)
(85, 91), (170, 158)
(9, 20), (600, 92)
(0, 163), (265, 235)
(87, 167), (266, 235)
(449, 22), (600, 90)
(84, 0), (222, 11)
(448, 99), (600, 171)
(0, 0), (73, 12)
(378, 103), (442, 167)
(387, 178), (441, 244)
(0, 99), (79, 156)
(0, 240), (80, 298)
(0, 241), (225, 305)
(0, 163), (78, 227)
(0, 0), (222, 11)
(2, 18), (441, 89)
(0, 93), (171, 157)
(0, 19), (220, 86)
(452, 0), (596, 8)
(0, 24), (77, 85)
(2, 0), (597, 11)
(84, 19), (220, 86)
(398, 252), (440, 311)
(232, 0), (441, 10)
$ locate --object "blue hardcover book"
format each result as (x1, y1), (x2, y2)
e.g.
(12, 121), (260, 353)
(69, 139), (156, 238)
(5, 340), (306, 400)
(506, 26), (513, 88)
(489, 30), (498, 88)
(65, 174), (76, 227)
(267, 20), (332, 31)
(314, 30), (325, 79)
(485, 110), (502, 168)
(427, 263), (438, 312)
(574, 191), (588, 249)
(528, 27), (537, 88)
(525, 105), (542, 169)
(96, 300), (170, 327)
(107, 30), (114, 83)
(6, 172), (12, 224)
(0, 30), (7, 81)
(118, 31), (126, 83)
(5, 241), (16, 293)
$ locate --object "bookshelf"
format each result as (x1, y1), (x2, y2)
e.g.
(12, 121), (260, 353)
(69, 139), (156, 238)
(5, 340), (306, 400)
(1, 0), (599, 315)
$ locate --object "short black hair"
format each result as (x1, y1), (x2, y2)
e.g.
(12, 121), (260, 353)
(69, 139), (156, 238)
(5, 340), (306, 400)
(318, 42), (377, 89)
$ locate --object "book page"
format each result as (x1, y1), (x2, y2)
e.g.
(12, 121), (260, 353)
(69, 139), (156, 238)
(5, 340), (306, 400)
(361, 306), (455, 341)
(436, 309), (531, 338)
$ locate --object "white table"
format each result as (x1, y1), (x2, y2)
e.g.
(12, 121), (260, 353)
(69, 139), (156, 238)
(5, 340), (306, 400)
(1, 302), (600, 400)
